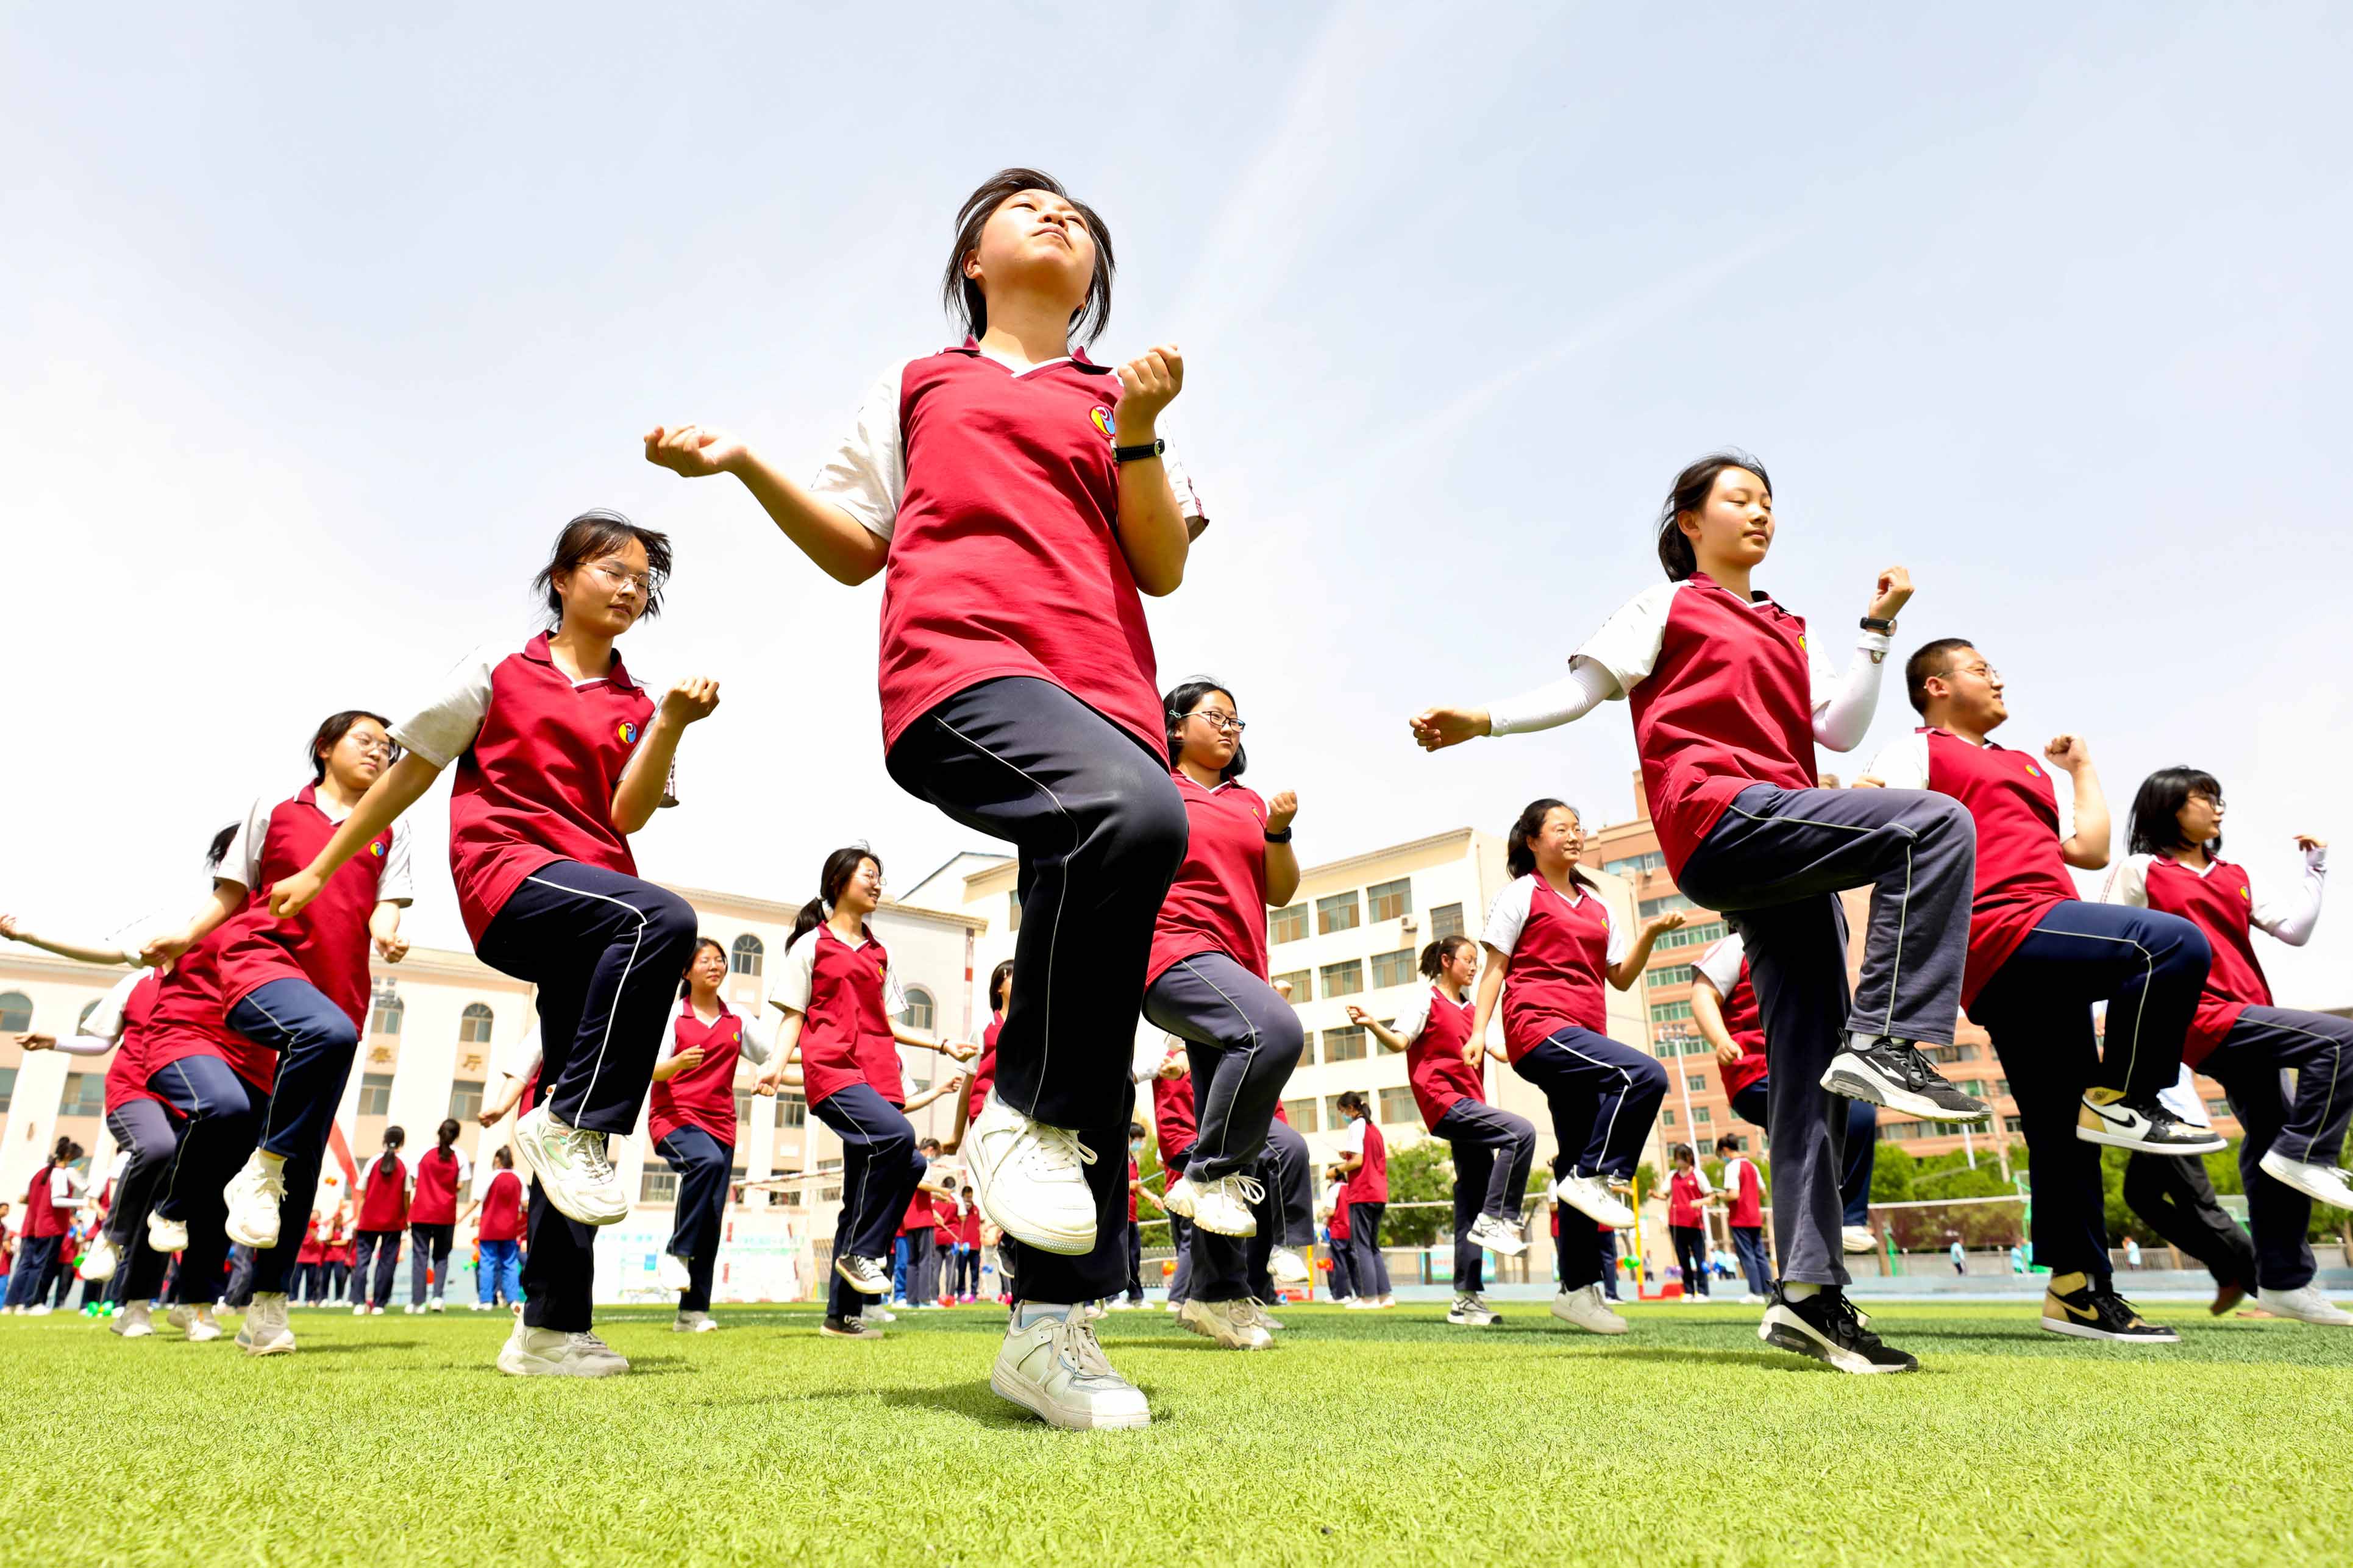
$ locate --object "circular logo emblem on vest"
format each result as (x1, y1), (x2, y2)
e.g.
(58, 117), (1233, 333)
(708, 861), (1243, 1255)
(368, 840), (386, 859)
(1090, 405), (1115, 438)
(616, 720), (639, 744)
(2240, 884), (2252, 900)
(2024, 762), (2042, 778)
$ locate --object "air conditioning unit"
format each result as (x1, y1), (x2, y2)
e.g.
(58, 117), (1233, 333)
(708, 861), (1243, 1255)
(1400, 913), (1419, 932)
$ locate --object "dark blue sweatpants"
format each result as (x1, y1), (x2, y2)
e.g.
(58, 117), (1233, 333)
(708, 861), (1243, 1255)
(1434, 1098), (1537, 1294)
(1510, 1027), (1667, 1182)
(102, 1099), (179, 1304)
(229, 977), (361, 1295)
(810, 1083), (927, 1321)
(2206, 1004), (2353, 1291)
(147, 1055), (265, 1307)
(656, 1125), (733, 1313)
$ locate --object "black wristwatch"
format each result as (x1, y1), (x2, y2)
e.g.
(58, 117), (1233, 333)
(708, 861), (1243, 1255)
(1112, 438), (1166, 464)
(1860, 615), (1897, 633)
(1264, 826), (1293, 845)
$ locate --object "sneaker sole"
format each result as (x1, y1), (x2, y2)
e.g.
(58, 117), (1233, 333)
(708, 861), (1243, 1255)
(1189, 1213), (1258, 1238)
(819, 1325), (882, 1339)
(224, 1218), (281, 1249)
(497, 1352), (625, 1377)
(2038, 1315), (2179, 1343)
(966, 1169), (1097, 1256)
(988, 1369), (1151, 1430)
(1553, 1188), (1636, 1229)
(1757, 1313), (1912, 1372)
(1820, 1064), (1990, 1123)
(2255, 1165), (2353, 1208)
(2074, 1126), (2228, 1155)
(833, 1260), (890, 1295)
(238, 1337), (297, 1357)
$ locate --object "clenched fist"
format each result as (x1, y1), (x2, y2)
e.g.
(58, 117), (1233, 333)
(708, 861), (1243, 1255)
(1114, 344), (1183, 433)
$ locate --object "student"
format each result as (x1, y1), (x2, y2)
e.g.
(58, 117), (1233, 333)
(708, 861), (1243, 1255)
(1143, 1039), (1201, 1311)
(321, 1204), (354, 1307)
(2104, 767), (2349, 1324)
(136, 711), (415, 1358)
(758, 846), (970, 1341)
(1666, 1145), (1712, 1299)
(1690, 932), (1881, 1254)
(1321, 1174), (1354, 1304)
(292, 1213), (324, 1305)
(956, 1192), (985, 1300)
(898, 1141), (947, 1308)
(944, 960), (1011, 1158)
(652, 937), (777, 1332)
(266, 511), (717, 1377)
(1465, 798), (1682, 1332)
(406, 1119), (470, 1314)
(931, 1183), (962, 1306)
(1333, 1092), (1394, 1311)
(457, 1148), (527, 1312)
(350, 1128), (411, 1316)
(5, 1140), (83, 1314)
(647, 168), (1208, 1431)
(1862, 642), (2218, 1343)
(2121, 1066), (2255, 1314)
(1715, 1135), (1770, 1304)
(1116, 1125), (1148, 1310)
(1350, 934), (1538, 1329)
(1142, 676), (1303, 1350)
(1414, 452), (1984, 1374)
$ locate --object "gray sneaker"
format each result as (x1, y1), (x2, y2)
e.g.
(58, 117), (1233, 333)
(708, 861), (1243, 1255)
(236, 1293), (296, 1357)
(510, 1105), (628, 1226)
(1178, 1296), (1273, 1350)
(990, 1311), (1151, 1430)
(497, 1322), (630, 1377)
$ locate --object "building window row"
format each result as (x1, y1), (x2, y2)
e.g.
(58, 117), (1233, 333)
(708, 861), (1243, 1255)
(1273, 880), (1428, 947)
(1652, 920), (1727, 951)
(1603, 851), (1664, 878)
(1639, 892), (1698, 919)
(1645, 963), (1694, 990)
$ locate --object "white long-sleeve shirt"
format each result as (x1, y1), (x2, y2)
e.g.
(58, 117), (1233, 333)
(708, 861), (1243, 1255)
(2101, 843), (2326, 945)
(52, 971), (149, 1056)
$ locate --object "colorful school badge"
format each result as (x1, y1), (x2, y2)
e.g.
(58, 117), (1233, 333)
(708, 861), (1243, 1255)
(617, 720), (640, 744)
(1090, 405), (1115, 438)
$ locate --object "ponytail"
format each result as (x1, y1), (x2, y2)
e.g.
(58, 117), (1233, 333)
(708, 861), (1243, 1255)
(51, 1135), (74, 1163)
(204, 821), (239, 871)
(1418, 935), (1475, 979)
(792, 846), (882, 946)
(436, 1118), (460, 1151)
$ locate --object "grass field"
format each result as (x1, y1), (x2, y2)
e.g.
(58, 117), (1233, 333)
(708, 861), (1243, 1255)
(5, 1298), (2349, 1567)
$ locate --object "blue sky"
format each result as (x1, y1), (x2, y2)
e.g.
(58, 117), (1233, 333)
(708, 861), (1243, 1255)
(5, 2), (2349, 1003)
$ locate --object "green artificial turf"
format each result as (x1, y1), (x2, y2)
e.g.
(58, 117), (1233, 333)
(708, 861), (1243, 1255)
(3, 1299), (2347, 1567)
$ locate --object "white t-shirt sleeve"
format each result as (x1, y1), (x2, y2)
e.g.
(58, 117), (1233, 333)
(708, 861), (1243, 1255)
(882, 959), (908, 1021)
(391, 645), (500, 768)
(1569, 583), (1681, 698)
(1693, 935), (1746, 995)
(655, 1029), (682, 1066)
(216, 795), (275, 892)
(1162, 453), (1210, 532)
(2101, 854), (2155, 909)
(2251, 844), (2327, 946)
(767, 933), (819, 1016)
(454, 1149), (473, 1187)
(377, 820), (416, 905)
(1340, 1119), (1366, 1155)
(1809, 632), (1893, 752)
(806, 366), (908, 542)
(1603, 903), (1631, 968)
(1861, 731), (1931, 792)
(1390, 986), (1434, 1046)
(63, 971), (148, 1054)
(738, 1016), (776, 1069)
(1481, 878), (1537, 956)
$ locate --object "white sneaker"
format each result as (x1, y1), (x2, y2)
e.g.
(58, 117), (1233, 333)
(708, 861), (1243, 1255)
(1242, 1299), (1285, 1332)
(221, 1152), (287, 1249)
(1842, 1225), (1878, 1254)
(864, 1305), (899, 1324)
(1162, 1298), (1181, 1313)
(673, 1311), (719, 1333)
(1106, 1299), (1136, 1311)
(834, 1254), (891, 1296)
(1268, 1245), (1311, 1285)
(405, 1304), (423, 1315)
(2258, 1151), (2353, 1210)
(1552, 1173), (1636, 1229)
(1178, 1296), (1273, 1350)
(1162, 1174), (1200, 1219)
(352, 1303), (369, 1317)
(79, 1236), (121, 1283)
(1189, 1172), (1263, 1238)
(1343, 1296), (1377, 1310)
(1448, 1294), (1500, 1326)
(27, 1303), (53, 1317)
(510, 1105), (629, 1226)
(112, 1302), (154, 1338)
(1740, 1291), (1769, 1305)
(964, 1092), (1099, 1255)
(2256, 1285), (2353, 1325)
(472, 1301), (495, 1311)
(1378, 1294), (1397, 1308)
(991, 1309), (1151, 1430)
(657, 1254), (693, 1294)
(498, 1321), (631, 1377)
(2076, 1092), (2227, 1154)
(1468, 1215), (1529, 1256)
(147, 1210), (189, 1254)
(429, 1296), (446, 1314)
(1551, 1283), (1629, 1335)
(183, 1305), (224, 1343)
(237, 1293), (296, 1357)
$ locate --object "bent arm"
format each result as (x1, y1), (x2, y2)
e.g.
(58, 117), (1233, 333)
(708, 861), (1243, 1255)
(727, 449), (890, 586)
(1810, 634), (1893, 753)
(2061, 763), (2112, 871)
(1471, 949), (1511, 1062)
(290, 754), (444, 901)
(1689, 977), (1739, 1057)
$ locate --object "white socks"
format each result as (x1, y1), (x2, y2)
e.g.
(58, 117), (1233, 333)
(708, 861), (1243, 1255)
(1014, 1302), (1073, 1330)
(1785, 1283), (1823, 1301)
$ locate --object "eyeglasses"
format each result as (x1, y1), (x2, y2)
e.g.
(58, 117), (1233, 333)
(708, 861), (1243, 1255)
(1952, 664), (2001, 683)
(584, 559), (666, 597)
(1187, 711), (1246, 736)
(346, 737), (397, 761)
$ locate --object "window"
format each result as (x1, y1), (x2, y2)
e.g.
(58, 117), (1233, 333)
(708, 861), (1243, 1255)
(2205, 1098), (2232, 1118)
(1270, 903), (1308, 944)
(1319, 959), (1364, 999)
(358, 1074), (394, 1116)
(458, 1002), (494, 1045)
(1378, 1086), (1417, 1123)
(1639, 893), (1696, 919)
(1324, 1096), (1353, 1129)
(1686, 1074), (1706, 1091)
(1322, 1025), (1367, 1062)
(1370, 948), (1415, 989)
(1272, 970), (1312, 1005)
(1430, 903), (1465, 941)
(1926, 1043), (1975, 1064)
(641, 1168), (679, 1204)
(900, 986), (936, 1032)
(1695, 1107), (1711, 1124)
(780, 1093), (808, 1129)
(1315, 892), (1361, 935)
(735, 1091), (754, 1129)
(1663, 1109), (1677, 1126)
(0, 1065), (13, 1114)
(1650, 1000), (1693, 1024)
(1008, 889), (1022, 932)
(78, 998), (101, 1028)
(730, 934), (764, 977)
(1877, 1119), (1918, 1143)
(2004, 1115), (2025, 1133)
(1995, 1079), (2012, 1097)
(448, 1080), (485, 1121)
(1604, 851), (1664, 878)
(1646, 964), (1693, 989)
(59, 1073), (105, 1118)
(1296, 1031), (1315, 1069)
(1282, 1098), (1320, 1132)
(368, 987), (404, 1038)
(1655, 1035), (1710, 1057)
(0, 992), (30, 1032)
(1654, 920), (1726, 951)
(1367, 878), (1412, 923)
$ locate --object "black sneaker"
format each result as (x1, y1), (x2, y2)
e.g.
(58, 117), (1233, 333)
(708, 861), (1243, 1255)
(820, 1314), (883, 1340)
(1757, 1284), (1919, 1374)
(1821, 1038), (1990, 1123)
(2075, 1094), (2228, 1155)
(2040, 1273), (2178, 1342)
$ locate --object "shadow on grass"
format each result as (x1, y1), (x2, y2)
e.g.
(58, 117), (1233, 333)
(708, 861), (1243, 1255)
(875, 1380), (1050, 1428)
(277, 1338), (427, 1355)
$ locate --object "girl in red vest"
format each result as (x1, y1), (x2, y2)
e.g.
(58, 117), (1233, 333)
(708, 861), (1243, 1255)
(140, 711), (415, 1358)
(4, 1139), (83, 1314)
(268, 511), (717, 1378)
(760, 846), (970, 1341)
(321, 1203), (354, 1306)
(648, 169), (1209, 1431)
(458, 1148), (526, 1311)
(293, 1213), (325, 1305)
(1665, 1144), (1713, 1300)
(1333, 1093), (1392, 1310)
(652, 937), (777, 1332)
(2107, 768), (2349, 1325)
(944, 960), (1014, 1157)
(406, 1119), (470, 1314)
(1415, 452), (1982, 1375)
(351, 1127), (411, 1315)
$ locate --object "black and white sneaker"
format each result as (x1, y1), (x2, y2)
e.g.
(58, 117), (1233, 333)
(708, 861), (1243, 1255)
(821, 1314), (883, 1340)
(2076, 1094), (2227, 1155)
(2040, 1273), (2178, 1342)
(834, 1254), (892, 1296)
(1820, 1037), (1990, 1123)
(1757, 1284), (1920, 1374)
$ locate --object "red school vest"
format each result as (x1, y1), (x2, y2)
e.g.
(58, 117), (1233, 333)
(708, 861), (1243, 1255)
(446, 634), (657, 947)
(2143, 856), (2272, 1065)
(1725, 1160), (1764, 1228)
(1631, 575), (1819, 878)
(965, 1017), (1001, 1123)
(1668, 1169), (1705, 1227)
(23, 1168), (65, 1240)
(957, 1207), (980, 1247)
(296, 1215), (325, 1265)
(877, 346), (1163, 756)
(410, 1146), (465, 1225)
(477, 1168), (525, 1241)
(901, 1187), (936, 1235)
(1499, 878), (1612, 1060)
(1406, 987), (1485, 1131)
(144, 928), (275, 1094)
(1715, 960), (1770, 1099)
(652, 1001), (747, 1147)
(1152, 1068), (1198, 1169)
(1922, 728), (2079, 1009)
(216, 784), (395, 1029)
(102, 973), (166, 1115)
(1343, 1118), (1388, 1205)
(1128, 1156), (1141, 1222)
(357, 1154), (409, 1231)
(1148, 774), (1271, 987)
(796, 924), (902, 1107)
(1328, 1187), (1351, 1241)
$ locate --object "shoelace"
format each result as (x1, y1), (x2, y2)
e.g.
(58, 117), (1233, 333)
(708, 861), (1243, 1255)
(560, 1127), (616, 1182)
(1016, 1124), (1097, 1178)
(1211, 1174), (1267, 1205)
(571, 1331), (616, 1353)
(1055, 1316), (1122, 1383)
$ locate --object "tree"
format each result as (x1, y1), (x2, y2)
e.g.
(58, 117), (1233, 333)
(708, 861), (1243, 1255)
(1379, 1137), (1456, 1247)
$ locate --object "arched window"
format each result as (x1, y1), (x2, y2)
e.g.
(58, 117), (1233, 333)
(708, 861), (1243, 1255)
(458, 1002), (494, 1045)
(0, 992), (31, 1032)
(730, 934), (765, 977)
(899, 986), (936, 1033)
(369, 989), (405, 1038)
(79, 999), (102, 1028)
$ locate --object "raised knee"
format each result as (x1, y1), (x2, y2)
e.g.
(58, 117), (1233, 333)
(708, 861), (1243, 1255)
(1107, 764), (1189, 874)
(1262, 1010), (1306, 1073)
(1634, 1056), (1669, 1094)
(639, 887), (697, 952)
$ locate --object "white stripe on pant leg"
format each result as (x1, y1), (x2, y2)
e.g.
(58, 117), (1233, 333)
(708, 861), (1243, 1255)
(925, 712), (1080, 1097)
(242, 989), (301, 1148)
(2246, 1013), (2349, 1165)
(1553, 1035), (1637, 1179)
(1177, 957), (1265, 1170)
(518, 873), (664, 1129)
(157, 1061), (212, 1211)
